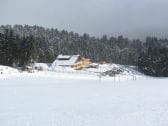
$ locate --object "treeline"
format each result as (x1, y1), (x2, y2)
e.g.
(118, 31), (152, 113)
(0, 25), (143, 64)
(0, 25), (168, 76)
(138, 37), (168, 76)
(0, 29), (37, 67)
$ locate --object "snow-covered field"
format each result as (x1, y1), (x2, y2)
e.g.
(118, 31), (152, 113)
(0, 71), (168, 126)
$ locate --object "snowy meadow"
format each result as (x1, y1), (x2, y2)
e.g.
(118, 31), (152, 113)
(0, 72), (168, 126)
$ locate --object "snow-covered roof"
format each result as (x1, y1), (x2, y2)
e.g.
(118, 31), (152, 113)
(52, 55), (80, 67)
(57, 55), (71, 59)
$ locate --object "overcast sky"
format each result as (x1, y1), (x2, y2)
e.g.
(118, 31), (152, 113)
(0, 0), (168, 38)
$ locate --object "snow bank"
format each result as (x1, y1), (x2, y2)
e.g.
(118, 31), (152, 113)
(0, 63), (146, 82)
(82, 63), (142, 76)
(52, 66), (76, 72)
(0, 65), (19, 74)
(33, 63), (51, 71)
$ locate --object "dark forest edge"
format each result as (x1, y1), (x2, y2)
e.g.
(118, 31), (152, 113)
(0, 24), (168, 77)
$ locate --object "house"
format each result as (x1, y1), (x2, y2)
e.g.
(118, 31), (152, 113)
(52, 54), (91, 70)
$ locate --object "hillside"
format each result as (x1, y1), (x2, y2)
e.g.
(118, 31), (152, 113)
(1, 25), (168, 76)
(0, 25), (143, 65)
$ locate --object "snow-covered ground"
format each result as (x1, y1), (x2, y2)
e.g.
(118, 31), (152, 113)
(0, 65), (20, 74)
(0, 63), (144, 82)
(0, 70), (168, 126)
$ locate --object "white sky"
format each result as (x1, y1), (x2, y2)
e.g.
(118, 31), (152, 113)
(0, 0), (168, 38)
